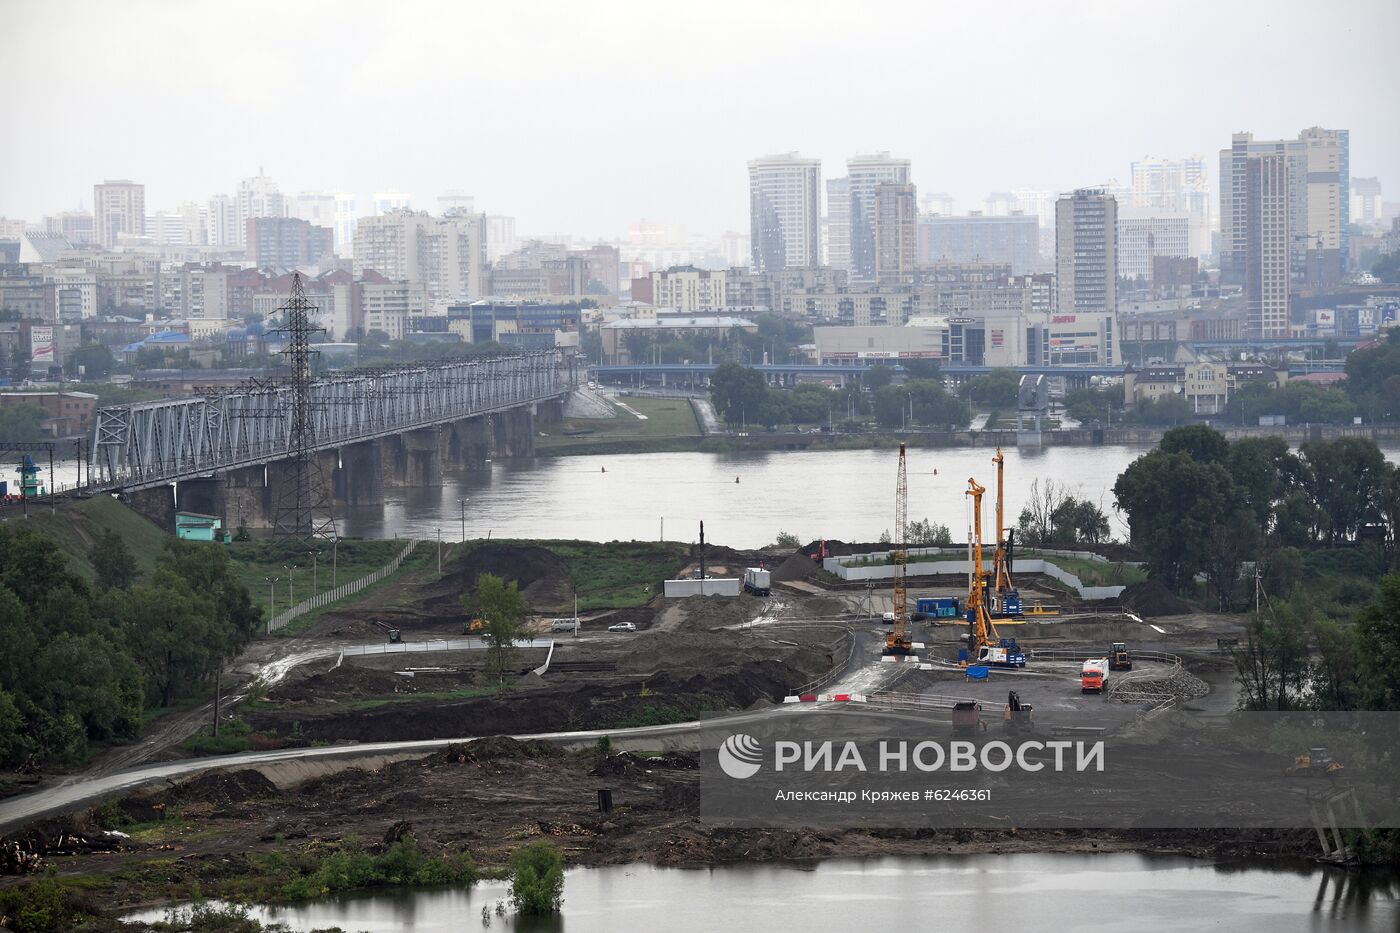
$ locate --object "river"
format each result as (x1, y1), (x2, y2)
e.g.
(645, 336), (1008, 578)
(336, 443), (1400, 548)
(125, 854), (1398, 931)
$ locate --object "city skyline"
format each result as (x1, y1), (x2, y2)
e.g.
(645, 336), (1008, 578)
(3, 0), (1397, 237)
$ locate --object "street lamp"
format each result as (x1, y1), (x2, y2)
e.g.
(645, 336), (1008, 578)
(332, 537), (338, 588)
(285, 563), (296, 608)
(308, 549), (319, 594)
(264, 576), (279, 632)
(457, 497), (468, 542)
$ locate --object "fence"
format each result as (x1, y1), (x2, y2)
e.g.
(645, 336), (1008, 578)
(823, 553), (1130, 601)
(268, 539), (419, 632)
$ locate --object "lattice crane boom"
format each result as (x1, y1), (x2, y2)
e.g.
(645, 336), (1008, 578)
(885, 443), (913, 655)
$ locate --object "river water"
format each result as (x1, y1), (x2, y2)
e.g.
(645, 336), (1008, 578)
(337, 443), (1400, 549)
(125, 854), (1398, 931)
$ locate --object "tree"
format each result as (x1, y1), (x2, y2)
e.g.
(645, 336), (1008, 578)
(509, 840), (565, 915)
(1159, 423), (1229, 464)
(773, 531), (800, 549)
(8, 341), (31, 383)
(709, 363), (768, 425)
(1356, 573), (1400, 709)
(0, 404), (48, 443)
(122, 571), (216, 707)
(1124, 393), (1192, 425)
(959, 368), (1019, 407)
(907, 518), (953, 546)
(471, 573), (527, 684)
(1226, 436), (1299, 535)
(1201, 509), (1262, 610)
(902, 358), (941, 380)
(90, 529), (138, 591)
(1016, 478), (1070, 548)
(1114, 450), (1236, 592)
(1345, 328), (1400, 421)
(1298, 438), (1389, 545)
(862, 365), (894, 389)
(1233, 601), (1313, 710)
(65, 342), (114, 379)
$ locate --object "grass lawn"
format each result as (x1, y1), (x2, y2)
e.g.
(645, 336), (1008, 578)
(22, 495), (171, 580)
(540, 539), (688, 610)
(225, 537), (420, 621)
(536, 396), (700, 450)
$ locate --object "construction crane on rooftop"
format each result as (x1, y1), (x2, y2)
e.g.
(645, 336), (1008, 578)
(885, 443), (913, 656)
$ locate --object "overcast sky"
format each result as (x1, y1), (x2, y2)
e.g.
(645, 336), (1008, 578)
(3, 0), (1396, 239)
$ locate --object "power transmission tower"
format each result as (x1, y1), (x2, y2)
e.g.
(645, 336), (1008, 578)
(269, 273), (336, 542)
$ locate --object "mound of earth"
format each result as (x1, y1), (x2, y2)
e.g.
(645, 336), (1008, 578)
(421, 543), (573, 614)
(1119, 580), (1191, 617)
(586, 605), (656, 630)
(772, 550), (820, 582)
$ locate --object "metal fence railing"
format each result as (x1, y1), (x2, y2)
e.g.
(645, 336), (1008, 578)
(268, 539), (419, 632)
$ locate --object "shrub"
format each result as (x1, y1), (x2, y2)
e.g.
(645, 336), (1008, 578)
(509, 840), (565, 915)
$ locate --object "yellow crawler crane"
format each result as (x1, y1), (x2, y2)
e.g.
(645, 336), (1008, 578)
(966, 477), (1026, 668)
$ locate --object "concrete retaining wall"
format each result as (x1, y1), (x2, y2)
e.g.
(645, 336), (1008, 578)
(822, 551), (1126, 601)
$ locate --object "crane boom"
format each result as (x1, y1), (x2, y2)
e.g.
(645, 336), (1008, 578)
(991, 448), (1013, 592)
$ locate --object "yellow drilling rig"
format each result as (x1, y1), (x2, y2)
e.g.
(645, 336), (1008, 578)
(884, 443), (914, 656)
(965, 477), (1027, 668)
(989, 449), (1023, 617)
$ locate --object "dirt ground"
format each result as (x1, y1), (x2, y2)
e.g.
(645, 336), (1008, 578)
(3, 735), (1322, 914)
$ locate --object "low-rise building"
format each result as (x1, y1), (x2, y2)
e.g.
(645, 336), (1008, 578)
(600, 314), (757, 364)
(0, 390), (98, 436)
(1123, 362), (1285, 414)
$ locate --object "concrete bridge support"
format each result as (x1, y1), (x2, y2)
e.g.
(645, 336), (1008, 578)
(491, 407), (536, 458)
(380, 435), (408, 489)
(223, 465), (272, 530)
(444, 417), (492, 470)
(124, 484), (176, 532)
(175, 478), (225, 522)
(403, 427), (443, 488)
(337, 441), (384, 505)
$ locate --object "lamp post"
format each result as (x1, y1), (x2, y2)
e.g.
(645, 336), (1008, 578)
(457, 497), (467, 542)
(264, 577), (278, 633)
(332, 538), (338, 588)
(285, 564), (296, 608)
(308, 549), (319, 594)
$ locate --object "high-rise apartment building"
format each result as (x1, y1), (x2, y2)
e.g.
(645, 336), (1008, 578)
(292, 192), (338, 230)
(373, 190), (412, 215)
(207, 194), (240, 248)
(43, 211), (94, 245)
(1298, 126), (1349, 284)
(1054, 189), (1118, 365)
(651, 266), (727, 312)
(247, 217), (334, 269)
(847, 153), (911, 282)
(917, 214), (1040, 275)
(235, 174), (286, 248)
(920, 192), (956, 216)
(334, 193), (359, 256)
(1244, 153), (1291, 338)
(873, 183), (918, 285)
(1116, 209), (1191, 281)
(93, 180), (145, 248)
(825, 177), (851, 271)
(485, 215), (518, 262)
(1351, 177), (1384, 225)
(1220, 128), (1349, 287)
(748, 153), (821, 272)
(1128, 156), (1211, 258)
(353, 210), (486, 306)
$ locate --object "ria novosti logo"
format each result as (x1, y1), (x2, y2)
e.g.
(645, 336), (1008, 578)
(718, 734), (763, 779)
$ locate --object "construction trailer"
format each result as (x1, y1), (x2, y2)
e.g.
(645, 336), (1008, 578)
(743, 567), (771, 596)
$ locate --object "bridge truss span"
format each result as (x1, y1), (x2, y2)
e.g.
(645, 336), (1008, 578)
(92, 350), (578, 491)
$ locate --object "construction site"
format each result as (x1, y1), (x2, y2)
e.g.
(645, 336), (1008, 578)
(3, 437), (1321, 916)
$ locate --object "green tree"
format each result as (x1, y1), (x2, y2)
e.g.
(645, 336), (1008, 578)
(0, 403), (48, 443)
(1124, 393), (1192, 425)
(959, 368), (1020, 407)
(8, 341), (32, 383)
(1114, 450), (1236, 592)
(0, 689), (28, 767)
(902, 357), (942, 380)
(1226, 436), (1299, 534)
(1159, 423), (1229, 463)
(1298, 438), (1389, 545)
(122, 572), (216, 707)
(509, 840), (565, 915)
(862, 365), (894, 389)
(471, 572), (527, 684)
(1201, 509), (1262, 610)
(709, 363), (768, 425)
(64, 342), (114, 379)
(907, 518), (953, 546)
(1356, 572), (1400, 709)
(1345, 327), (1400, 421)
(1233, 601), (1313, 710)
(90, 529), (139, 591)
(773, 530), (800, 549)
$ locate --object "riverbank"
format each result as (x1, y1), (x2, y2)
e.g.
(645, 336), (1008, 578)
(536, 421), (1400, 457)
(0, 736), (1333, 925)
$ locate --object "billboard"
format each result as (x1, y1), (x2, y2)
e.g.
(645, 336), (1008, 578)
(29, 326), (55, 364)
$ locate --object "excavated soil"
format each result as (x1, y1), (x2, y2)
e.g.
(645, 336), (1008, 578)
(1120, 580), (1193, 617)
(421, 544), (575, 615)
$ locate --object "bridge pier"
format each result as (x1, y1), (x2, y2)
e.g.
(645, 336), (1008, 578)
(124, 485), (176, 532)
(337, 441), (384, 505)
(176, 478), (225, 523)
(224, 465), (272, 531)
(380, 435), (408, 489)
(403, 427), (443, 487)
(491, 408), (535, 458)
(445, 417), (492, 470)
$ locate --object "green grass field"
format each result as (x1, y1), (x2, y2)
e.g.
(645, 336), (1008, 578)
(536, 395), (701, 450)
(224, 537), (422, 621)
(22, 495), (172, 580)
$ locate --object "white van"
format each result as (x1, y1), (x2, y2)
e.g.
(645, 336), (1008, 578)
(550, 618), (580, 633)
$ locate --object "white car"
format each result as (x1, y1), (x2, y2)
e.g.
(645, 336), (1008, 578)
(607, 622), (637, 633)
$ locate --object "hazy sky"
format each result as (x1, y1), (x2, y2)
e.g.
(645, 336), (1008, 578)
(3, 0), (1397, 238)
